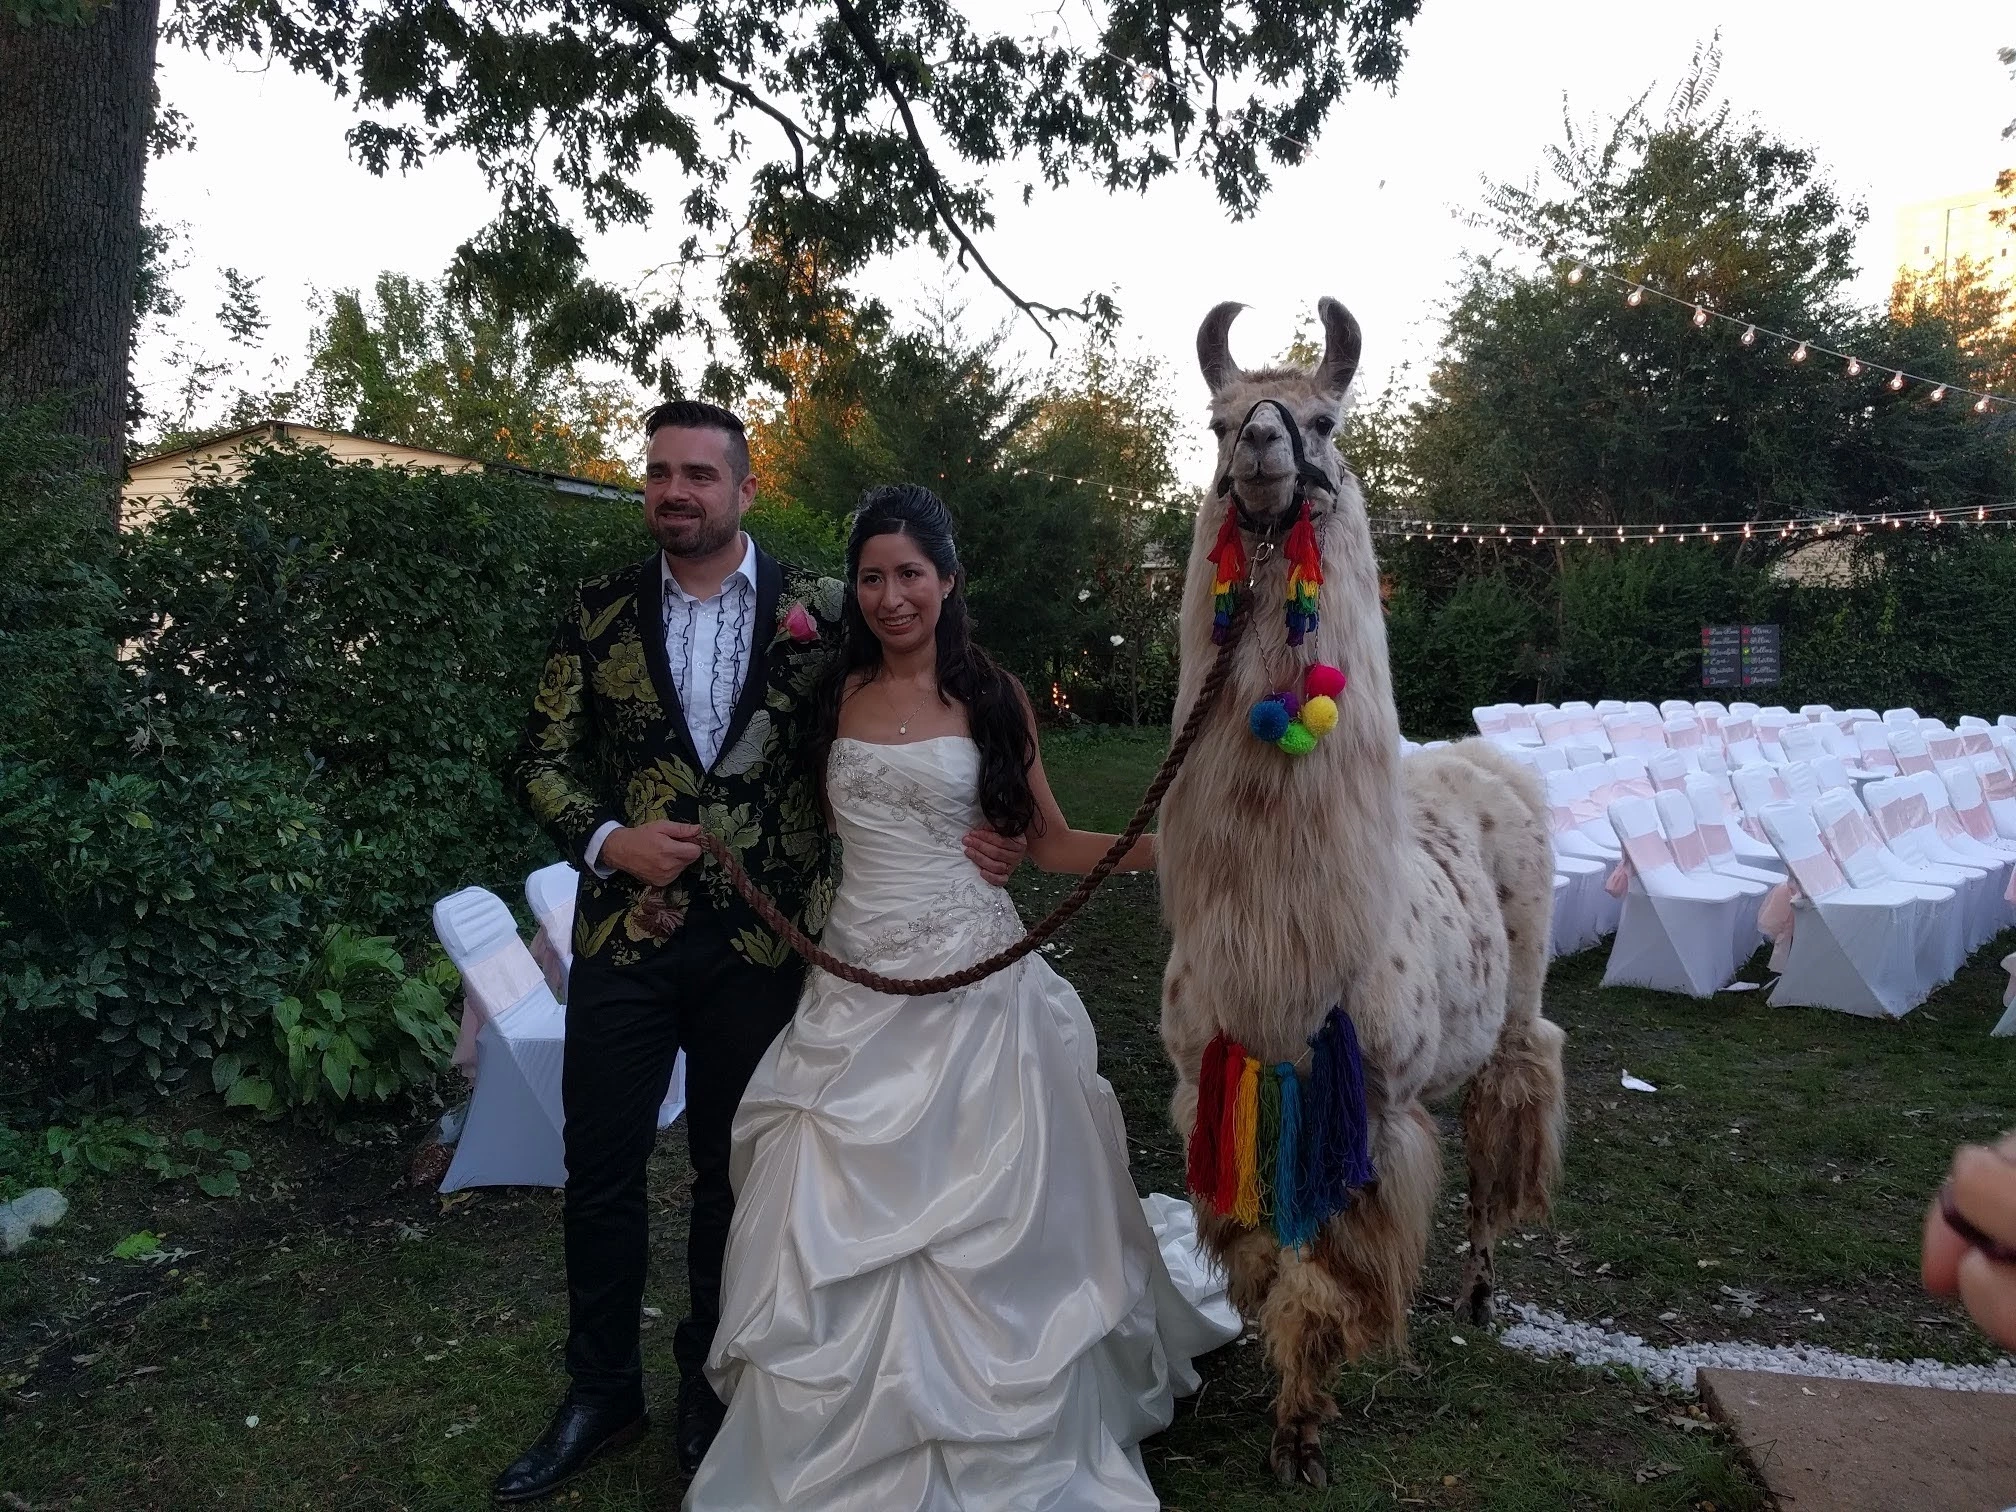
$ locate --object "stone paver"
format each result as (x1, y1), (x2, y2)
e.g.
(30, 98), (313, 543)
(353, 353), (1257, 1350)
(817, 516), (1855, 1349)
(1698, 1366), (2016, 1511)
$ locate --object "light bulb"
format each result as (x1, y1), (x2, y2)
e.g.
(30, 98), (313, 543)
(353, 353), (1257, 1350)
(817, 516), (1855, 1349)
(1931, 386), (1947, 402)
(1846, 357), (1863, 377)
(1567, 265), (1586, 284)
(1977, 396), (1993, 414)
(1886, 372), (1906, 392)
(1626, 286), (1645, 307)
(1740, 325), (1757, 347)
(1692, 305), (1710, 328)
(1791, 343), (1809, 363)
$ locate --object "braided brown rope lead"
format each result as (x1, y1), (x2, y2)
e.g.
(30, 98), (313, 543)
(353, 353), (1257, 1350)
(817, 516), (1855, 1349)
(692, 591), (1253, 997)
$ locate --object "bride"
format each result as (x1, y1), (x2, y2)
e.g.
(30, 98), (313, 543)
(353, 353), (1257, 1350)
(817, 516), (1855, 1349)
(683, 484), (1237, 1510)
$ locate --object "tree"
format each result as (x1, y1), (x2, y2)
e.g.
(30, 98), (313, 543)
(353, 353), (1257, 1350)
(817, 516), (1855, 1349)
(168, 0), (1423, 396)
(296, 272), (639, 483)
(1392, 44), (2015, 541)
(0, 0), (161, 502)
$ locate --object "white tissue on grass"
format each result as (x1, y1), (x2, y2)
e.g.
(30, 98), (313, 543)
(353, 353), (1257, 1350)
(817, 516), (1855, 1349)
(1621, 1071), (1658, 1093)
(1722, 981), (1761, 992)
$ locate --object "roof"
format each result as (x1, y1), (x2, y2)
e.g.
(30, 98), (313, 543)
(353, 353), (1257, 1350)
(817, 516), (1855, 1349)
(126, 420), (641, 502)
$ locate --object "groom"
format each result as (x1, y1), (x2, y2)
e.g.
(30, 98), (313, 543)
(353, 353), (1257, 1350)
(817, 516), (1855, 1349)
(496, 400), (1023, 1502)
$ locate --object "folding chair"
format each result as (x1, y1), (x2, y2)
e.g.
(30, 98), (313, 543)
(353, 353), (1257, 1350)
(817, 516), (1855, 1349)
(1721, 717), (1766, 768)
(1683, 771), (1787, 880)
(523, 863), (687, 1133)
(1758, 803), (1941, 1019)
(1648, 750), (1692, 793)
(1662, 715), (1706, 756)
(1601, 796), (1757, 997)
(1889, 727), (1935, 775)
(1654, 788), (1767, 945)
(1545, 768), (1622, 861)
(1975, 752), (2016, 841)
(1864, 777), (2003, 950)
(1812, 788), (1963, 983)
(1473, 706), (1513, 741)
(433, 887), (569, 1191)
(1853, 720), (1902, 775)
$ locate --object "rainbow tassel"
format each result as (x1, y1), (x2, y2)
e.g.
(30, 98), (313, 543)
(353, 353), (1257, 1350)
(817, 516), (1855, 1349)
(1256, 1069), (1281, 1228)
(1232, 1057), (1262, 1227)
(1213, 1039), (1247, 1213)
(1281, 498), (1324, 647)
(1207, 508), (1247, 644)
(1273, 1063), (1308, 1248)
(1187, 1037), (1230, 1205)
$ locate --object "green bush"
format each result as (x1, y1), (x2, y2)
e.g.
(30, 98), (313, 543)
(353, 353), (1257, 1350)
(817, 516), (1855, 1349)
(216, 926), (460, 1117)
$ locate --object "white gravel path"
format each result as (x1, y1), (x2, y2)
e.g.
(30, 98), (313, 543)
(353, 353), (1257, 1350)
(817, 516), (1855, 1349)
(1498, 1302), (2016, 1395)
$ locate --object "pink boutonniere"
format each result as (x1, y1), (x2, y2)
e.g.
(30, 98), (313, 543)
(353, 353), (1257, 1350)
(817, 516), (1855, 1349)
(781, 601), (820, 644)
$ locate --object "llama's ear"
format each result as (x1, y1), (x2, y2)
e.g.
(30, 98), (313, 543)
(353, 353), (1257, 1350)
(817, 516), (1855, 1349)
(1196, 302), (1246, 393)
(1315, 297), (1362, 396)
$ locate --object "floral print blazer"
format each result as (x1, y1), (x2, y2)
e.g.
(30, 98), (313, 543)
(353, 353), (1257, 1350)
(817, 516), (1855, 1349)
(510, 546), (845, 970)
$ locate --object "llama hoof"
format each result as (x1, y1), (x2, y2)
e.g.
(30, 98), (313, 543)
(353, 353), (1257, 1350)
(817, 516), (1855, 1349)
(1268, 1423), (1328, 1489)
(1457, 1253), (1497, 1325)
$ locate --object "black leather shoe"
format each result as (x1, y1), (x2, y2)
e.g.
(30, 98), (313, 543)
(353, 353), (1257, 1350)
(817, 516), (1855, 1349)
(492, 1396), (649, 1504)
(675, 1371), (727, 1474)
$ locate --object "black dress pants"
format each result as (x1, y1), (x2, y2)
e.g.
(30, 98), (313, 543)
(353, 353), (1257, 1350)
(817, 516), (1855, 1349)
(559, 910), (804, 1408)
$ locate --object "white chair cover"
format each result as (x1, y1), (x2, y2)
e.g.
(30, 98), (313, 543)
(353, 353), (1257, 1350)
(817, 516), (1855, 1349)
(1682, 771), (1786, 880)
(1757, 803), (1942, 1018)
(523, 863), (687, 1133)
(1600, 797), (1756, 997)
(1811, 789), (1963, 982)
(433, 887), (569, 1191)
(1655, 788), (1767, 946)
(1865, 777), (2003, 949)
(1853, 721), (1902, 774)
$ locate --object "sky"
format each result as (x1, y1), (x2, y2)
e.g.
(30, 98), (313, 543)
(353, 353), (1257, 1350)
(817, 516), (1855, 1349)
(137, 0), (2014, 483)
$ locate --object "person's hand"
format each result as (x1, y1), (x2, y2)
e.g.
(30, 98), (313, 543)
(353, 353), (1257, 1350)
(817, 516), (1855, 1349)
(964, 826), (1027, 888)
(1923, 1131), (2016, 1350)
(602, 821), (704, 886)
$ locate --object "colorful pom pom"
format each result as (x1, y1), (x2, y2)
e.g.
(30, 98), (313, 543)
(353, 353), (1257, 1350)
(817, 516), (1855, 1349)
(1248, 697), (1291, 743)
(1278, 721), (1318, 757)
(1304, 663), (1347, 699)
(1278, 691), (1303, 719)
(1301, 694), (1339, 736)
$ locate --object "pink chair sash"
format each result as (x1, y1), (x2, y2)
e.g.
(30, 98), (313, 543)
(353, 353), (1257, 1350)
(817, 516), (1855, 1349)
(1934, 806), (1967, 840)
(1606, 831), (1672, 896)
(1982, 768), (2016, 804)
(1957, 801), (1998, 843)
(1739, 814), (1766, 841)
(1699, 821), (1734, 856)
(1619, 776), (1657, 800)
(1722, 718), (1754, 747)
(1784, 847), (1846, 902)
(1549, 803), (1580, 833)
(1477, 710), (1510, 734)
(1861, 745), (1901, 772)
(1767, 774), (1791, 802)
(1652, 771), (1686, 792)
(1964, 732), (1993, 756)
(1898, 751), (1933, 774)
(451, 946), (546, 1079)
(1759, 883), (1797, 970)
(1930, 735), (1964, 762)
(1670, 829), (1710, 871)
(1670, 725), (1702, 749)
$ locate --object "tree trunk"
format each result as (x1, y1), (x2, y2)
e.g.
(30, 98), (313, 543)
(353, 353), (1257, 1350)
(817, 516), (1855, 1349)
(0, 0), (160, 516)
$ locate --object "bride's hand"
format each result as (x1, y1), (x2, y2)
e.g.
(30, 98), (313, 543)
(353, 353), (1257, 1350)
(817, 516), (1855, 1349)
(964, 827), (1027, 887)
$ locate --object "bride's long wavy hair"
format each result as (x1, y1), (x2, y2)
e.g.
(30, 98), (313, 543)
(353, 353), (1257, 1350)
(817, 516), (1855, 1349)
(813, 484), (1038, 837)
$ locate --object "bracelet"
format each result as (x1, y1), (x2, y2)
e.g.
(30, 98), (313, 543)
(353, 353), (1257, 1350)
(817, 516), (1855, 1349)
(1940, 1183), (2016, 1266)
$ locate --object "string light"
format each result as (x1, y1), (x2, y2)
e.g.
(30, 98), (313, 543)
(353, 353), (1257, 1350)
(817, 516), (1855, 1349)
(1556, 259), (2009, 414)
(1886, 371), (1906, 392)
(1370, 500), (2016, 547)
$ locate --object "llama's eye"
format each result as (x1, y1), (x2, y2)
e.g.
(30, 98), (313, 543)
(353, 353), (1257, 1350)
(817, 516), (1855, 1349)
(1209, 420), (1230, 437)
(1309, 415), (1336, 435)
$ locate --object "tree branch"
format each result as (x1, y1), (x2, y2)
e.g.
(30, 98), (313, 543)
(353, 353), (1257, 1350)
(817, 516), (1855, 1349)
(829, 0), (1091, 353)
(599, 0), (823, 199)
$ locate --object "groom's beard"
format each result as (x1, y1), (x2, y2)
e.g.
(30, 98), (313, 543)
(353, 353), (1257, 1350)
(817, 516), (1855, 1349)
(651, 502), (740, 559)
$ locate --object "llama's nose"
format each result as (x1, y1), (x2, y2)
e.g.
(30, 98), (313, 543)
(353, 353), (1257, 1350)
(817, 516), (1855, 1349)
(1240, 420), (1282, 451)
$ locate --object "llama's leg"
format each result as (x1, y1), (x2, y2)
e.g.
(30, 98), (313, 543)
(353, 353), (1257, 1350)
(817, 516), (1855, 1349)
(1457, 1014), (1567, 1324)
(1262, 1103), (1441, 1488)
(1160, 952), (1210, 1145)
(1197, 1209), (1281, 1322)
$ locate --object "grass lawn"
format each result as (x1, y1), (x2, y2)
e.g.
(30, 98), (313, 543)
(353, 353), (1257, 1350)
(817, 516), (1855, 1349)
(5, 727), (2013, 1510)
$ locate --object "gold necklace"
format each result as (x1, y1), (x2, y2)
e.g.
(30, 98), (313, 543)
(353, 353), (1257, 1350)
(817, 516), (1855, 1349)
(886, 676), (934, 736)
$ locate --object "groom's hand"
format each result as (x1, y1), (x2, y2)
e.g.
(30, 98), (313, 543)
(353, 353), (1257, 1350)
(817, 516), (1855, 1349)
(602, 821), (704, 886)
(963, 827), (1027, 888)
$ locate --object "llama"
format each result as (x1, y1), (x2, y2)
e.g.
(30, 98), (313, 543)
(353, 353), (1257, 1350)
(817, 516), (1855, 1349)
(1157, 298), (1567, 1487)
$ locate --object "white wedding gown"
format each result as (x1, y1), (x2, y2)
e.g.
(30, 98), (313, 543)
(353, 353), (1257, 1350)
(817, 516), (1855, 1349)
(685, 736), (1239, 1511)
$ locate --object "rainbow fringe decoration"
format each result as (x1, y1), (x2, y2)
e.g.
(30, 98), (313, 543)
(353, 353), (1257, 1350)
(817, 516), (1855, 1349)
(1282, 498), (1323, 647)
(1207, 507), (1247, 645)
(1185, 1007), (1376, 1249)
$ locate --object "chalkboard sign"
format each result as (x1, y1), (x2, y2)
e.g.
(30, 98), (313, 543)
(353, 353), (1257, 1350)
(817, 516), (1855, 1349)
(1701, 624), (1781, 687)
(1742, 623), (1782, 686)
(1701, 625), (1744, 687)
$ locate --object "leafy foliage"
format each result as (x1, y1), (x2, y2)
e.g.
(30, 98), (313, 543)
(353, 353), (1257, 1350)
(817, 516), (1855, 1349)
(167, 0), (1422, 391)
(216, 927), (460, 1117)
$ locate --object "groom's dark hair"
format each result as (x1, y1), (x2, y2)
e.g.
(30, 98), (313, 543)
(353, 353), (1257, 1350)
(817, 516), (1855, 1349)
(644, 399), (750, 481)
